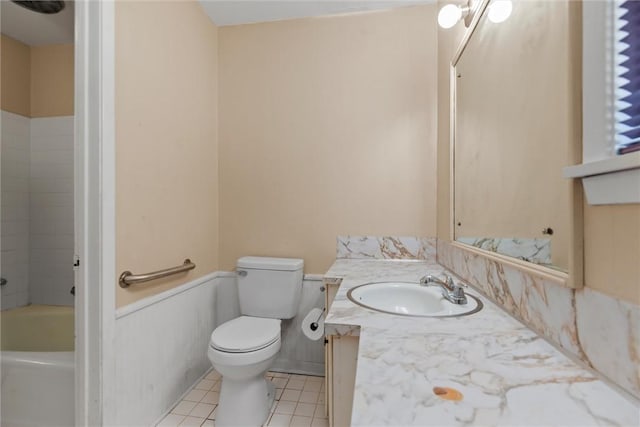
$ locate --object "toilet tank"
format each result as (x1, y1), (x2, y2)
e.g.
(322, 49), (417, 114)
(236, 256), (304, 319)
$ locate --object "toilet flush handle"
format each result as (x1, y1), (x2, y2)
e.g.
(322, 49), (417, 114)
(237, 269), (248, 277)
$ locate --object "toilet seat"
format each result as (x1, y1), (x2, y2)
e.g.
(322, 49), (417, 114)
(210, 316), (281, 353)
(208, 316), (282, 368)
(208, 337), (280, 368)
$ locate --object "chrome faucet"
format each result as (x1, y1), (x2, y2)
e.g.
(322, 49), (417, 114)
(419, 273), (468, 305)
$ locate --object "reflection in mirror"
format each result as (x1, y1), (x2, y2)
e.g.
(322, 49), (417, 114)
(454, 0), (575, 273)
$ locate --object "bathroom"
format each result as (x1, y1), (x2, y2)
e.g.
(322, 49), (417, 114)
(1, 0), (639, 426)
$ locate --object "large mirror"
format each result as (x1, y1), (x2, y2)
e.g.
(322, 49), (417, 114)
(453, 0), (580, 275)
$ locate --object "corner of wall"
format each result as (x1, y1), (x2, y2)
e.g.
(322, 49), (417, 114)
(30, 43), (75, 118)
(1, 34), (32, 117)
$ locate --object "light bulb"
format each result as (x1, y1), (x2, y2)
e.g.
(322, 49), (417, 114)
(438, 4), (463, 29)
(488, 0), (512, 23)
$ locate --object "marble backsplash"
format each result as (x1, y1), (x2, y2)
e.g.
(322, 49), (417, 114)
(456, 237), (551, 265)
(337, 236), (436, 262)
(437, 239), (640, 400)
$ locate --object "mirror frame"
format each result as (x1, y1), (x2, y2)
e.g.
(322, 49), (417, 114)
(448, 0), (584, 288)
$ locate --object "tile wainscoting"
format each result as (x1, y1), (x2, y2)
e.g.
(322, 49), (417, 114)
(437, 239), (640, 400)
(108, 272), (237, 426)
(108, 271), (326, 425)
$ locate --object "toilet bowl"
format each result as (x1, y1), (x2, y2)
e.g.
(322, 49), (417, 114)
(208, 316), (282, 426)
(207, 257), (303, 427)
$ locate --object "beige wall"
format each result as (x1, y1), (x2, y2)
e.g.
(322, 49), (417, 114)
(219, 5), (438, 274)
(1, 35), (73, 117)
(31, 44), (74, 117)
(584, 204), (640, 304)
(1, 34), (31, 117)
(437, 1), (640, 304)
(115, 1), (219, 307)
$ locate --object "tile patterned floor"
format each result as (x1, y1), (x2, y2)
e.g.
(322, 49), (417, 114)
(156, 370), (328, 427)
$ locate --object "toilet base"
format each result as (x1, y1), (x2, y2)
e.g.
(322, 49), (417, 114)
(216, 375), (275, 427)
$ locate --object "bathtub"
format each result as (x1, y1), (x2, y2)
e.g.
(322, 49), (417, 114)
(1, 305), (75, 427)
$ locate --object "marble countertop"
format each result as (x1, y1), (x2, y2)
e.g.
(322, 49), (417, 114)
(324, 259), (640, 426)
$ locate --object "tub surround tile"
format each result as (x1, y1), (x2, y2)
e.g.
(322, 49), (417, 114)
(29, 116), (75, 307)
(324, 259), (639, 426)
(1, 111), (31, 311)
(336, 236), (436, 262)
(437, 239), (640, 400)
(0, 113), (76, 311)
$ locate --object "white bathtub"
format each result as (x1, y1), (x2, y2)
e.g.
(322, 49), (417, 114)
(1, 305), (75, 427)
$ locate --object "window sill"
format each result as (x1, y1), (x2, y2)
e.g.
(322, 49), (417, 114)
(563, 152), (640, 205)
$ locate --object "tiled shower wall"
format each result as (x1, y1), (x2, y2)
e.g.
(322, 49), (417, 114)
(1, 111), (31, 310)
(0, 112), (74, 309)
(29, 116), (74, 306)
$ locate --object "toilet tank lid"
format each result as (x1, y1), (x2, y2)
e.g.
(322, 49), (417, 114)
(237, 256), (303, 271)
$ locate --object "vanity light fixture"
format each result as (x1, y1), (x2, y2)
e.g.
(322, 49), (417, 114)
(487, 0), (513, 23)
(438, 0), (513, 29)
(437, 2), (470, 29)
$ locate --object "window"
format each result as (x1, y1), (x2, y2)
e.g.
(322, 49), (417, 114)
(613, 0), (640, 155)
(563, 0), (640, 205)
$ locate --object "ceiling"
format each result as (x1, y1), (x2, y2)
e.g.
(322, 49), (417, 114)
(199, 0), (434, 27)
(1, 0), (74, 46)
(0, 0), (434, 46)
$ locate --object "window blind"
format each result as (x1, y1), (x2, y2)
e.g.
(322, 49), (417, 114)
(615, 0), (640, 154)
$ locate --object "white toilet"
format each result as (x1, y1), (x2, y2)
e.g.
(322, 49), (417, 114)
(208, 256), (303, 427)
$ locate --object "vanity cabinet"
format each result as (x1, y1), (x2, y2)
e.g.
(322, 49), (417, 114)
(324, 277), (359, 427)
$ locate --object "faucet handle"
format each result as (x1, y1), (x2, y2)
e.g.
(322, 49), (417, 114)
(451, 284), (468, 304)
(442, 274), (454, 287)
(451, 282), (465, 294)
(445, 273), (469, 288)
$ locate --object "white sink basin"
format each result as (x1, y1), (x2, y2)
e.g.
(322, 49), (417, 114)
(347, 281), (482, 317)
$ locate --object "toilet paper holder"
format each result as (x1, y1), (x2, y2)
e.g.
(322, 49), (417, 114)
(310, 308), (326, 331)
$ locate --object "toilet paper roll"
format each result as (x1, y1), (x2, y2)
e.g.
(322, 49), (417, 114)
(302, 308), (325, 341)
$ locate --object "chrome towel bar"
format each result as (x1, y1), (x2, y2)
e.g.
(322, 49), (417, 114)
(119, 259), (195, 288)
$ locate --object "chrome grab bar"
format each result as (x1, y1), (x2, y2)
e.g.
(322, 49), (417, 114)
(119, 259), (195, 288)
